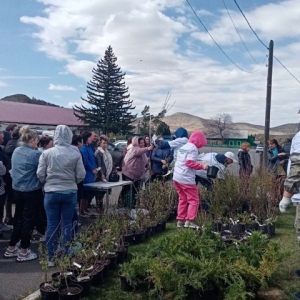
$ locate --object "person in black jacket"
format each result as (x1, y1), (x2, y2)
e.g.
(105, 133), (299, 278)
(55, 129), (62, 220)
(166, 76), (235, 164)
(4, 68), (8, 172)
(4, 127), (20, 225)
(238, 142), (253, 198)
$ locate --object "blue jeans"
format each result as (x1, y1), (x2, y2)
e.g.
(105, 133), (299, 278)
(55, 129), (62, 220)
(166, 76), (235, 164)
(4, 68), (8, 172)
(44, 192), (77, 261)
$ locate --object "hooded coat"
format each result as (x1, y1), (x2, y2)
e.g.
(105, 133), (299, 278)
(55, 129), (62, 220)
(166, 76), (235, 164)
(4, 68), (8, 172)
(158, 127), (189, 161)
(37, 125), (86, 192)
(151, 140), (174, 175)
(173, 130), (207, 184)
(122, 137), (149, 181)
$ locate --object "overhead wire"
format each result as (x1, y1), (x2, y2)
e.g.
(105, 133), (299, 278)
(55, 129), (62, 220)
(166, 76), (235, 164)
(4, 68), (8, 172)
(233, 0), (300, 84)
(221, 0), (260, 64)
(185, 0), (265, 73)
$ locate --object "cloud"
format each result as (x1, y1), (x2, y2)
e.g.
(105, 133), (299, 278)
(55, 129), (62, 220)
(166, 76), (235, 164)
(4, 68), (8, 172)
(0, 76), (49, 79)
(48, 83), (76, 91)
(0, 81), (8, 87)
(19, 0), (300, 126)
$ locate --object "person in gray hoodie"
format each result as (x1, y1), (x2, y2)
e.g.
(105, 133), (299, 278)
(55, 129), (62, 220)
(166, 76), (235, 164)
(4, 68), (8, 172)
(37, 125), (86, 266)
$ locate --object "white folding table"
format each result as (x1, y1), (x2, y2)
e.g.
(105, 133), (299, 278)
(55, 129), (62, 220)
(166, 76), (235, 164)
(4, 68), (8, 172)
(83, 180), (133, 210)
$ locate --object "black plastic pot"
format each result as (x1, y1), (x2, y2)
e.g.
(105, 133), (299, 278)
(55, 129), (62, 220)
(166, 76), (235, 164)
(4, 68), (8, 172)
(151, 224), (157, 235)
(259, 224), (268, 234)
(123, 242), (130, 259)
(146, 227), (152, 238)
(52, 272), (71, 286)
(58, 284), (82, 300)
(107, 253), (118, 270)
(230, 224), (243, 235)
(90, 264), (104, 286)
(193, 287), (219, 300)
(124, 233), (133, 244)
(70, 276), (92, 296)
(117, 247), (126, 264)
(118, 271), (134, 291)
(267, 223), (276, 236)
(102, 259), (111, 279)
(245, 223), (259, 232)
(40, 282), (59, 300)
(156, 223), (163, 234)
(294, 292), (300, 300)
(212, 222), (222, 232)
(207, 165), (219, 179)
(132, 230), (146, 244)
(221, 223), (229, 231)
(161, 220), (167, 231)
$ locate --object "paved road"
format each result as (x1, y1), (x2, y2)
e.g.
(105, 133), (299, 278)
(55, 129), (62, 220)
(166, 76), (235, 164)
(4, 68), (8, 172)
(0, 147), (260, 300)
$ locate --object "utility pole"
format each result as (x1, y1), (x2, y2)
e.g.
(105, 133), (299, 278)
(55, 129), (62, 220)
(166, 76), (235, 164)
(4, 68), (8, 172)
(149, 113), (152, 139)
(263, 40), (274, 168)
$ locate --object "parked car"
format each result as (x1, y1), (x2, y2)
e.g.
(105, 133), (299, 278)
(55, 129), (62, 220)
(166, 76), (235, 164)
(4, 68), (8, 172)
(256, 144), (264, 153)
(107, 142), (126, 169)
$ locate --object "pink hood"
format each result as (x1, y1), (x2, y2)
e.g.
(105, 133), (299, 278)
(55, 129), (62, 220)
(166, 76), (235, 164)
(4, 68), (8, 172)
(132, 137), (139, 147)
(188, 130), (207, 149)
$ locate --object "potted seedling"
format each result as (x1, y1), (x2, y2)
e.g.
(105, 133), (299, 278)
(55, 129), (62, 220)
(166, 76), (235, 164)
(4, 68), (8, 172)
(39, 244), (59, 300)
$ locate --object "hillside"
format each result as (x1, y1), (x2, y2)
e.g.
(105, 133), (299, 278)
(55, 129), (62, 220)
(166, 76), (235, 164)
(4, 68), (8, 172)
(0, 94), (60, 107)
(162, 112), (296, 136)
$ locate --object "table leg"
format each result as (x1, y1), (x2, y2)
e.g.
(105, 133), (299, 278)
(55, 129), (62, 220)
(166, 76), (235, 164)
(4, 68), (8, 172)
(105, 190), (109, 212)
(129, 184), (133, 209)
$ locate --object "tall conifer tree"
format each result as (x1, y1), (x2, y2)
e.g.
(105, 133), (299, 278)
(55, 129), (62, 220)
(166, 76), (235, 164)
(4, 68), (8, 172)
(73, 46), (136, 134)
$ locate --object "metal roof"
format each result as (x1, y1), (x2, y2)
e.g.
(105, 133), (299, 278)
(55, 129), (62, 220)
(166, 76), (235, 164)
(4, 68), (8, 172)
(0, 101), (86, 127)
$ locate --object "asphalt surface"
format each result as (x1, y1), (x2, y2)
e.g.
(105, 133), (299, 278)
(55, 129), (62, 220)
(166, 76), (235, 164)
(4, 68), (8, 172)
(0, 147), (261, 300)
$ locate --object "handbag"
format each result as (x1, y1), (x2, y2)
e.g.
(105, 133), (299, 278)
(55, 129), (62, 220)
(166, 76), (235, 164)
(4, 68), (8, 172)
(109, 171), (120, 182)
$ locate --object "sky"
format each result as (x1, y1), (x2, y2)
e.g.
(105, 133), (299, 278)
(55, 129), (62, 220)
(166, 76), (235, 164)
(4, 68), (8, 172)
(0, 0), (300, 127)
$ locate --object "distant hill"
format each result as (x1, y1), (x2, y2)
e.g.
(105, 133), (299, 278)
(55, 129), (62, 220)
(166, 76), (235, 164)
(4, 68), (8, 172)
(162, 112), (297, 136)
(0, 94), (60, 107)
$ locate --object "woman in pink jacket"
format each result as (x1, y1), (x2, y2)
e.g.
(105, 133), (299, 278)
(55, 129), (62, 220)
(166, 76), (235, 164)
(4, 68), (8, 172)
(173, 130), (208, 229)
(120, 137), (153, 207)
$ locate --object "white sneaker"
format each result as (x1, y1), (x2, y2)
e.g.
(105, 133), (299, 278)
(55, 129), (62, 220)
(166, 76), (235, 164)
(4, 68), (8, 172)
(184, 221), (200, 230)
(48, 261), (55, 267)
(0, 223), (13, 232)
(177, 221), (185, 228)
(16, 249), (38, 262)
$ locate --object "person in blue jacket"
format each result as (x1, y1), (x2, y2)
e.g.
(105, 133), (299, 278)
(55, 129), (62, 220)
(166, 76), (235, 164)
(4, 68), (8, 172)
(151, 139), (174, 181)
(156, 127), (188, 163)
(80, 131), (98, 217)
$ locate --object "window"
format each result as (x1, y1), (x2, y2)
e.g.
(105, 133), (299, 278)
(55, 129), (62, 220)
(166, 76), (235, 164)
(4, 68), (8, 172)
(229, 141), (233, 146)
(237, 141), (241, 146)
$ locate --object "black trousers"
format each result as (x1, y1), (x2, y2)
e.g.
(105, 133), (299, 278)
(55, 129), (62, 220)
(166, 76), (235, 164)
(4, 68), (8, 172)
(9, 189), (43, 249)
(0, 193), (6, 221)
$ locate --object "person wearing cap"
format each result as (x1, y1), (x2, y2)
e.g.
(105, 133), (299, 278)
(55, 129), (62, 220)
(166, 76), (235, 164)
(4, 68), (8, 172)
(195, 151), (237, 184)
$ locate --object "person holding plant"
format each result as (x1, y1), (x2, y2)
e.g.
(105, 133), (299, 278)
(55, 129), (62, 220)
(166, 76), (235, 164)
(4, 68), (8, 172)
(151, 139), (173, 181)
(4, 126), (43, 262)
(173, 130), (208, 229)
(37, 125), (86, 266)
(120, 137), (153, 207)
(238, 142), (253, 197)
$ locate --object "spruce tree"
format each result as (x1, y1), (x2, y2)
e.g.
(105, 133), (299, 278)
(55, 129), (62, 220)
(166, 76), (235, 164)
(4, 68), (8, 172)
(73, 45), (136, 134)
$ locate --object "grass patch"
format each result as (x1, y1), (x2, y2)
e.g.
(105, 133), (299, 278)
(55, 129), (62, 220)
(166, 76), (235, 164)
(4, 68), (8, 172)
(66, 211), (300, 300)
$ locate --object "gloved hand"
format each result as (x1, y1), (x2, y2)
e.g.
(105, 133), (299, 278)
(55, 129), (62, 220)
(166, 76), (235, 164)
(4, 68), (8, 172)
(279, 196), (291, 213)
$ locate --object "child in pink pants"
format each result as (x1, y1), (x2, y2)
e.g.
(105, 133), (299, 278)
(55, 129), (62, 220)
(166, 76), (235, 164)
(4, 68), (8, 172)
(172, 130), (208, 229)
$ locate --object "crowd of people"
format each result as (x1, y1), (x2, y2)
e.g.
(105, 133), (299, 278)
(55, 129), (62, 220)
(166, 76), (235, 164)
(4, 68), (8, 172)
(0, 121), (299, 265)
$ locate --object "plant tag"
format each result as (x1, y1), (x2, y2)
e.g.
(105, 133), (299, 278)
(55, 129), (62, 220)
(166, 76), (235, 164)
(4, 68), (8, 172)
(77, 276), (90, 282)
(73, 262), (82, 268)
(102, 250), (106, 254)
(104, 229), (110, 233)
(108, 251), (116, 255)
(63, 272), (73, 276)
(93, 250), (98, 256)
(132, 236), (135, 241)
(114, 242), (119, 246)
(96, 243), (101, 249)
(86, 266), (94, 271)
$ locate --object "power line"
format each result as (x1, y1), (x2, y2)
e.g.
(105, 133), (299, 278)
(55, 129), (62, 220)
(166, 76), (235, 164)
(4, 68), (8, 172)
(233, 0), (300, 84)
(222, 0), (260, 64)
(185, 0), (264, 73)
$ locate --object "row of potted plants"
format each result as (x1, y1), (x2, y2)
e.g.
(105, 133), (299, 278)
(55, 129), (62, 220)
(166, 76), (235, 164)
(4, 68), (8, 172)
(39, 180), (178, 300)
